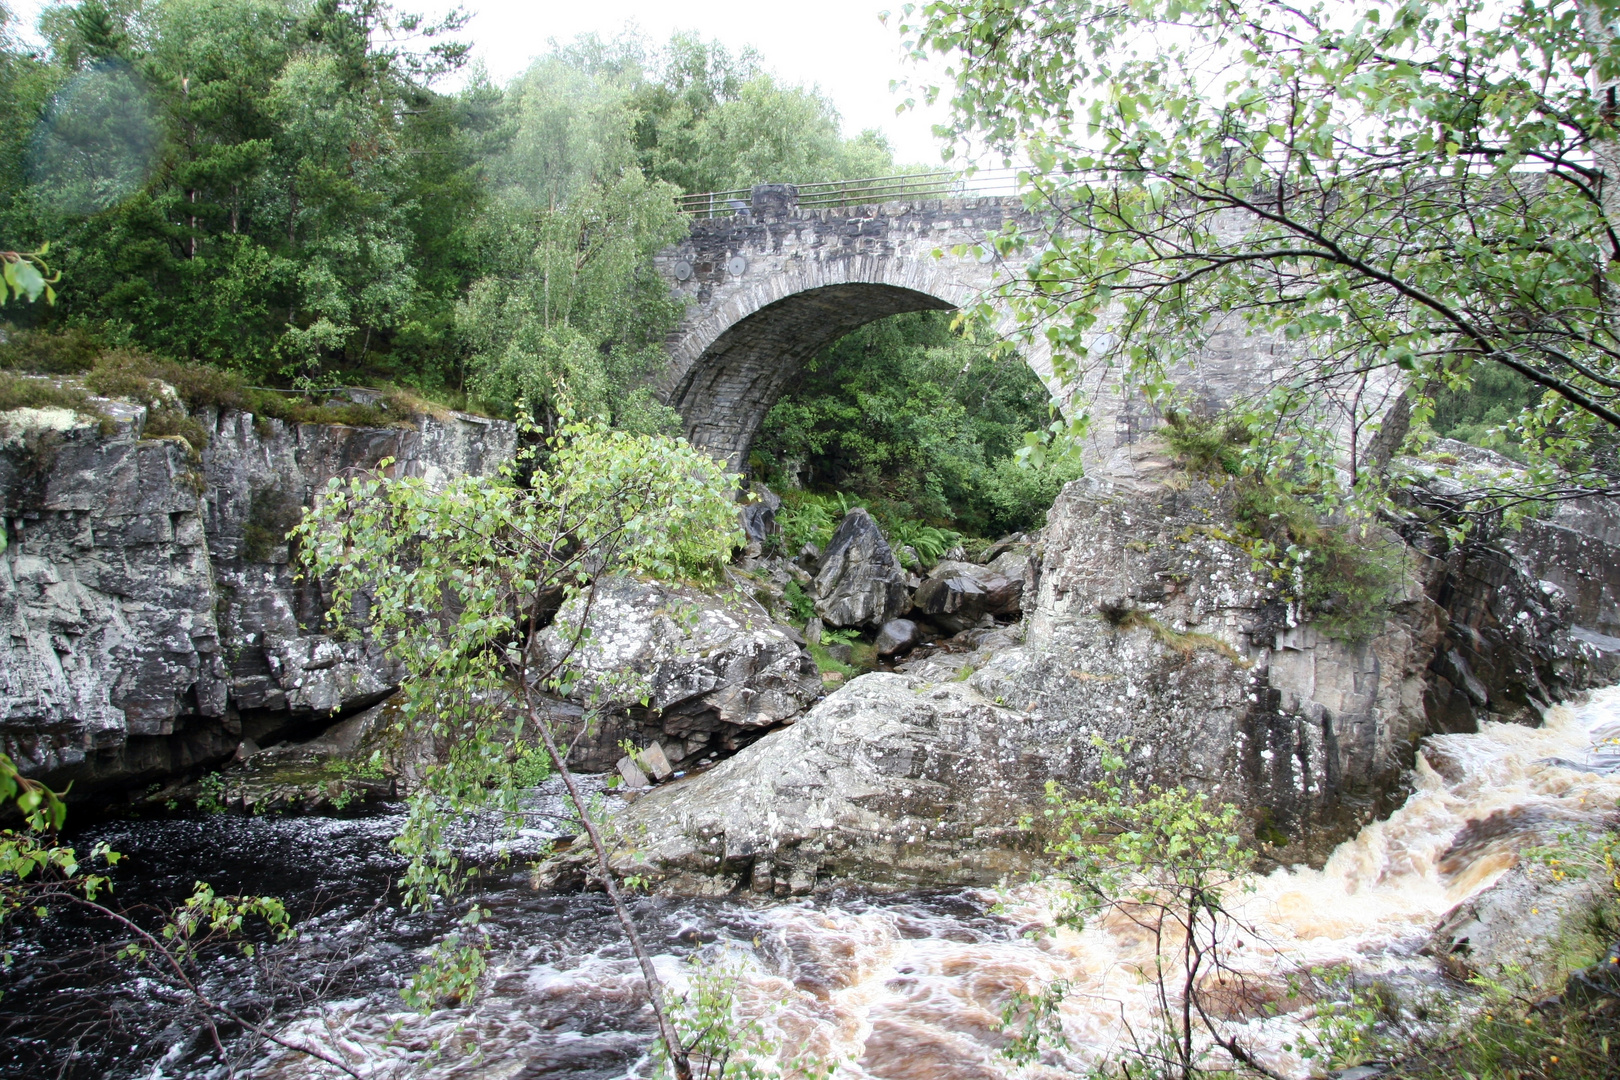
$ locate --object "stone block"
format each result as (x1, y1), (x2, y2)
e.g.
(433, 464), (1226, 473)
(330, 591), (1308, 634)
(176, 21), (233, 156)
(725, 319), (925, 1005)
(616, 755), (650, 790)
(636, 741), (674, 781)
(876, 618), (921, 657)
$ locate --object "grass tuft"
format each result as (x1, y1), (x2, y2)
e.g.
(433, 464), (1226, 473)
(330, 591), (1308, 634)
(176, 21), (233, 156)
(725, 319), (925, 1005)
(1107, 607), (1249, 665)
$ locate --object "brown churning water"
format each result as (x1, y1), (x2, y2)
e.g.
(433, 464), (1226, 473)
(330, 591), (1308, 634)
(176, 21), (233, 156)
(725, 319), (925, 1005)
(266, 687), (1620, 1079)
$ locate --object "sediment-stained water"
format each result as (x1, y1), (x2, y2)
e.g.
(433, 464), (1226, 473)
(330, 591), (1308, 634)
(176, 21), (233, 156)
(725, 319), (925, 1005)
(7, 687), (1619, 1079)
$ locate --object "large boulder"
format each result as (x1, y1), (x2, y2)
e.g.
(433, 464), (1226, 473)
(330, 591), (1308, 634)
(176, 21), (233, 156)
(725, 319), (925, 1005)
(811, 508), (910, 629)
(737, 482), (781, 554)
(874, 618), (922, 657)
(534, 575), (822, 770)
(558, 673), (1046, 895)
(911, 559), (1022, 631)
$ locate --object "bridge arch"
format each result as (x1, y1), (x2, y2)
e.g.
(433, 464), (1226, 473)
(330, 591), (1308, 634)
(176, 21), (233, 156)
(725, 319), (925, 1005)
(655, 190), (1073, 472)
(664, 260), (987, 469)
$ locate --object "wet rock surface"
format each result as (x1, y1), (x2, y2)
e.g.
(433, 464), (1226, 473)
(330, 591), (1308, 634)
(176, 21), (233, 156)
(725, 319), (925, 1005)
(874, 618), (921, 657)
(1, 404), (515, 796)
(1428, 855), (1616, 990)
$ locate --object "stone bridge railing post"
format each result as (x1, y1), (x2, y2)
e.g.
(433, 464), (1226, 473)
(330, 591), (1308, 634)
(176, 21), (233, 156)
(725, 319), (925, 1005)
(750, 183), (799, 219)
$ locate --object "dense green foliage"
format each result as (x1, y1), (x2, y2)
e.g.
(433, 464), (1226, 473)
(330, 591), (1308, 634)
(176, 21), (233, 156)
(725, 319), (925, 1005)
(753, 311), (1079, 540)
(902, 0), (1620, 507)
(0, 0), (1062, 535)
(1430, 365), (1543, 458)
(0, 2), (899, 419)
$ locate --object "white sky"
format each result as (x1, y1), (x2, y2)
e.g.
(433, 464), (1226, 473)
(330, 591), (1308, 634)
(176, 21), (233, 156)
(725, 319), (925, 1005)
(9, 0), (959, 168)
(455, 0), (955, 167)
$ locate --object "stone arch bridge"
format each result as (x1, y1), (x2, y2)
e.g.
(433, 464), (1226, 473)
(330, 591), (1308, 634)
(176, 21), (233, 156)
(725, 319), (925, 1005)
(653, 182), (1291, 475)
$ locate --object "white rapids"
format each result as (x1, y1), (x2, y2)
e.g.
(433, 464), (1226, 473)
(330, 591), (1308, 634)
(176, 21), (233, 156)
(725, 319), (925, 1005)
(264, 686), (1620, 1079)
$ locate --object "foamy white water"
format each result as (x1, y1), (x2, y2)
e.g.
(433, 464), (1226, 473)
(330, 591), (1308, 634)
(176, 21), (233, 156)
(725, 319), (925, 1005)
(267, 686), (1620, 1079)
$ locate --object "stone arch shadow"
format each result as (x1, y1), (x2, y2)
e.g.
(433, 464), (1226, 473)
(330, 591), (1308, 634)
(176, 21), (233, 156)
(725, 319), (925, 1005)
(663, 256), (1062, 472)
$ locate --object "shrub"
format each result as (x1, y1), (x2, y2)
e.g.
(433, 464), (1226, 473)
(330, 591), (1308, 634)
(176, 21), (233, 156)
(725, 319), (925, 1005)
(1160, 407), (1252, 476)
(1008, 737), (1268, 1077)
(782, 579), (816, 624)
(1158, 407), (1409, 641)
(777, 490), (846, 552)
(978, 454), (1080, 534)
(0, 371), (97, 415)
(142, 407), (212, 452)
(0, 327), (99, 373)
(1234, 483), (1408, 641)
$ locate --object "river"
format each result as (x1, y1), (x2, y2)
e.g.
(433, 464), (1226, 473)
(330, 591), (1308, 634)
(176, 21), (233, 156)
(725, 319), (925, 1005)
(4, 685), (1618, 1079)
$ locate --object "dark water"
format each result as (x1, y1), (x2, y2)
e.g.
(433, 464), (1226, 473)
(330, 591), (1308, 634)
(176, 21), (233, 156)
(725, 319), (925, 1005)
(2, 807), (420, 1078)
(0, 802), (694, 1079)
(0, 802), (1007, 1080)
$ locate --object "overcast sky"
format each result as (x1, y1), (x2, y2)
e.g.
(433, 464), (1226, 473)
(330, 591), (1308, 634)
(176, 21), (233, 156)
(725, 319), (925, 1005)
(456, 0), (955, 166)
(10, 0), (958, 167)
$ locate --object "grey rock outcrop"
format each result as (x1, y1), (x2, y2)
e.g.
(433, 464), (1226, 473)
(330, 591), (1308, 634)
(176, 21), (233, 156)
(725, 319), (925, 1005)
(811, 508), (910, 629)
(1428, 854), (1614, 989)
(533, 575), (821, 770)
(191, 698), (401, 814)
(2, 430), (229, 781)
(602, 435), (1620, 894)
(593, 440), (1620, 892)
(554, 673), (1043, 894)
(1513, 496), (1620, 640)
(912, 559), (1022, 632)
(1399, 441), (1620, 731)
(590, 455), (1431, 888)
(1, 403), (515, 794)
(985, 541), (1038, 587)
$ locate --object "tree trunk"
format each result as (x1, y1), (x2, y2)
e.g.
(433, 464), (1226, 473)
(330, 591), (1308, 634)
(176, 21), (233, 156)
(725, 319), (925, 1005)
(521, 685), (694, 1080)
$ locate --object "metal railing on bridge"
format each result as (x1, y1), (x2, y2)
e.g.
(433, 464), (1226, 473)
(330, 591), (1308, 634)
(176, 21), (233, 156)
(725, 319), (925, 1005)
(673, 168), (1029, 218)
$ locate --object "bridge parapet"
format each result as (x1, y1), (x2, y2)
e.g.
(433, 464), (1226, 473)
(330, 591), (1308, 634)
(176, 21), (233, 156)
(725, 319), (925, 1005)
(672, 169), (1026, 219)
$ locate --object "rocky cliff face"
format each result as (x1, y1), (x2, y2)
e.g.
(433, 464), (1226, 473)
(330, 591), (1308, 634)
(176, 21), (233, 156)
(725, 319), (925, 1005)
(1402, 441), (1620, 735)
(588, 443), (1620, 892)
(1, 403), (515, 795)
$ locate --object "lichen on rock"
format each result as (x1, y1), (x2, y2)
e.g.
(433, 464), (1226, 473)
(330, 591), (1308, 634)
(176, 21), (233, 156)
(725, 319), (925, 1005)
(533, 574), (822, 770)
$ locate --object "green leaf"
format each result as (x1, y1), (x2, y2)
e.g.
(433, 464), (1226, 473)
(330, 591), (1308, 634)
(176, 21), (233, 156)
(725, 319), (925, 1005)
(8, 261), (44, 303)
